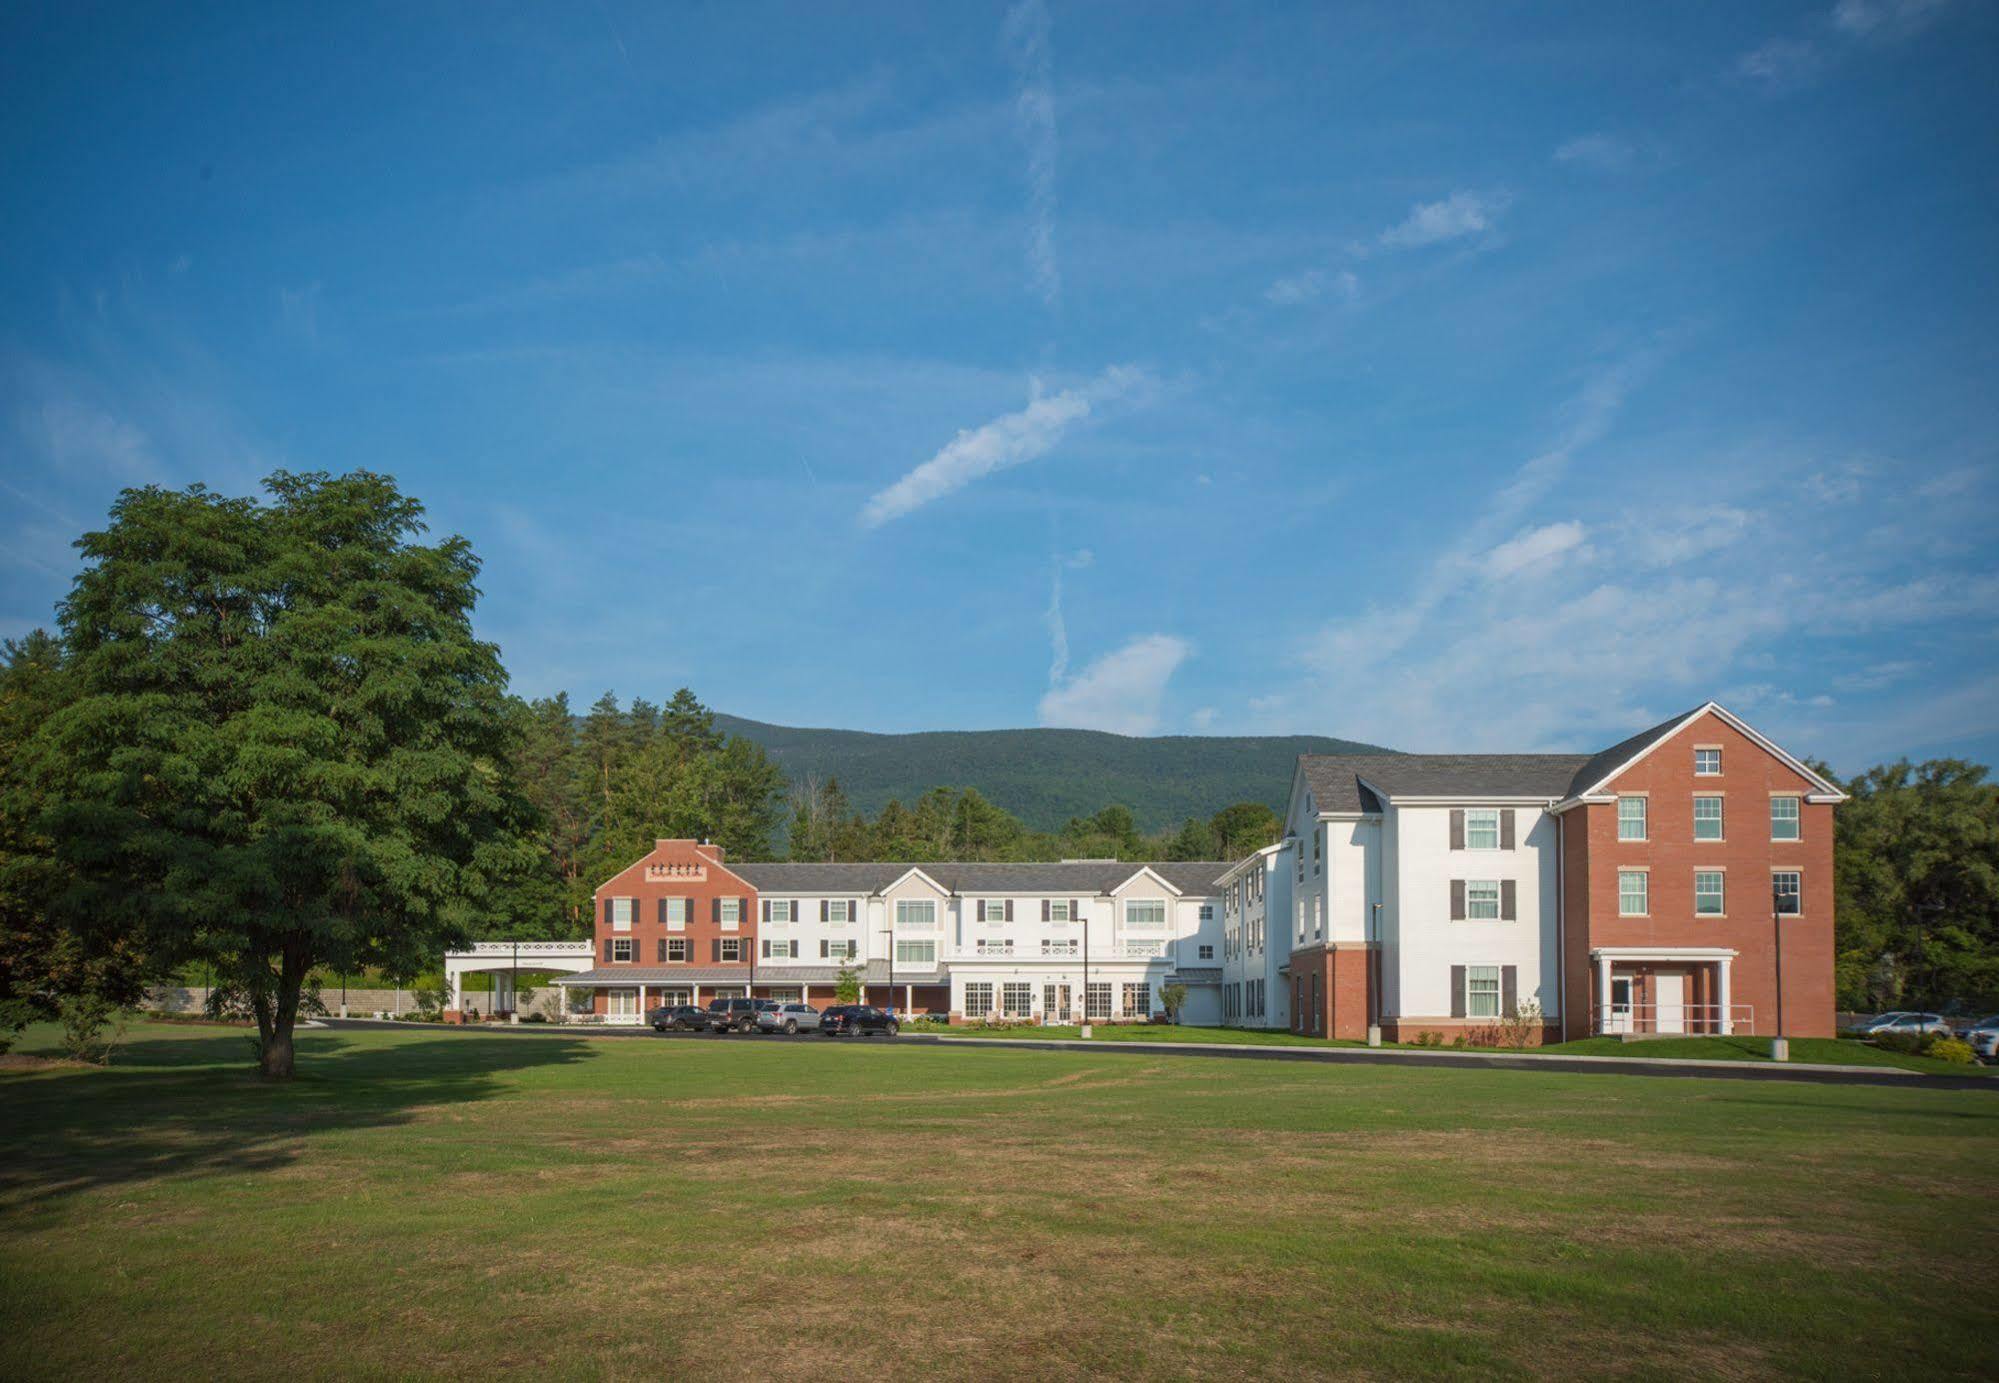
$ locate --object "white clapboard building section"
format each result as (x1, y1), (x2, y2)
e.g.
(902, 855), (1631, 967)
(731, 861), (1229, 1026)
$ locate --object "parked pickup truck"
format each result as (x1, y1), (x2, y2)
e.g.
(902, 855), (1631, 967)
(755, 1002), (822, 1035)
(706, 997), (777, 1033)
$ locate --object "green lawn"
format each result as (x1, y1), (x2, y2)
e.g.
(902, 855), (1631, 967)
(3, 1023), (1997, 1380)
(928, 1022), (1991, 1075)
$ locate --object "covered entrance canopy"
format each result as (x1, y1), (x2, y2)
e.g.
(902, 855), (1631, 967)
(1590, 946), (1749, 1036)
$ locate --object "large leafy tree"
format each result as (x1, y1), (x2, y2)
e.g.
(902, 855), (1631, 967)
(1834, 759), (1999, 1010)
(30, 471), (529, 1078)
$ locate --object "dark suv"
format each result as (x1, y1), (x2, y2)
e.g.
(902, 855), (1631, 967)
(707, 997), (777, 1033)
(819, 1005), (899, 1038)
(647, 1004), (714, 1032)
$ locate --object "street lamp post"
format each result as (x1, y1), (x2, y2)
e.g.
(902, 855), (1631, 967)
(511, 938), (519, 1024)
(1771, 881), (1788, 1061)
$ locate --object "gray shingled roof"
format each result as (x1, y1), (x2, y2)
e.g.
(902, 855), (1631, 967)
(732, 861), (1232, 895)
(1299, 753), (1590, 810)
(1560, 704), (1707, 799)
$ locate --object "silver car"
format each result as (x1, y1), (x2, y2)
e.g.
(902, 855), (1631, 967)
(1963, 1015), (1999, 1062)
(755, 1002), (823, 1035)
(1863, 1011), (1951, 1038)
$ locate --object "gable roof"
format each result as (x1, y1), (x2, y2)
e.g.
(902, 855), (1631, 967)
(731, 860), (1232, 896)
(1558, 701), (1846, 803)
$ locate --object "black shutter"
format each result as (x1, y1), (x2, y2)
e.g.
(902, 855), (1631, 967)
(975, 899), (985, 923)
(740, 897), (750, 927)
(1501, 880), (1517, 921)
(1450, 965), (1466, 1018)
(710, 938), (719, 962)
(820, 899), (828, 922)
(1501, 810), (1516, 850)
(711, 897), (720, 924)
(657, 897), (666, 925)
(820, 939), (828, 959)
(1449, 810), (1465, 850)
(603, 939), (611, 962)
(760, 939), (769, 959)
(1502, 966), (1518, 1014)
(1450, 879), (1466, 921)
(656, 938), (666, 962)
(1005, 899), (1014, 922)
(603, 896), (613, 926)
(1041, 899), (1050, 922)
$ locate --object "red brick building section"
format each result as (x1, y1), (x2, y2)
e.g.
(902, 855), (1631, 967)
(591, 839), (758, 1013)
(1560, 709), (1838, 1039)
(1287, 943), (1378, 1040)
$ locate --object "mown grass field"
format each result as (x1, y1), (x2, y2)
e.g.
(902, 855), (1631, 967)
(3, 1022), (1997, 1380)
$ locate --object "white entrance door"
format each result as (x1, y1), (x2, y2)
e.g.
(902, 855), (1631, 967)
(1606, 977), (1633, 1033)
(1043, 984), (1072, 1023)
(1653, 973), (1687, 1034)
(608, 989), (638, 1021)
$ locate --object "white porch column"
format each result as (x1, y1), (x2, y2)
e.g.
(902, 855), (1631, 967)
(904, 984), (912, 1015)
(1595, 953), (1611, 1035)
(639, 983), (647, 1018)
(449, 968), (463, 1013)
(1717, 957), (1733, 1036)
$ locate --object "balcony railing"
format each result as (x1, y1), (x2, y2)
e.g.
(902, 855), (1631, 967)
(1593, 1002), (1755, 1036)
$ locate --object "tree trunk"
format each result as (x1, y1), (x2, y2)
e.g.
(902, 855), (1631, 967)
(258, 934), (311, 1080)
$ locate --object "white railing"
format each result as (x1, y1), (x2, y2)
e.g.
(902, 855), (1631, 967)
(1594, 1003), (1755, 1036)
(1114, 942), (1165, 958)
(1041, 942), (1079, 957)
(975, 941), (1015, 957)
(449, 940), (594, 957)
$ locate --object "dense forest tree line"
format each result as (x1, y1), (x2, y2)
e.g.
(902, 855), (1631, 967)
(2, 472), (1996, 1076)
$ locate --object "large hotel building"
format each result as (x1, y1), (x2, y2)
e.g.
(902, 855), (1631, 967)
(540, 702), (1841, 1040)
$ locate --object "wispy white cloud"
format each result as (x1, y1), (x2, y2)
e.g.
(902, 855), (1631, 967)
(1379, 191), (1505, 250)
(1265, 267), (1358, 306)
(27, 394), (161, 482)
(1004, 0), (1060, 307)
(1833, 0), (1952, 37)
(1038, 633), (1191, 735)
(1043, 547), (1096, 686)
(860, 365), (1148, 527)
(1553, 134), (1635, 172)
(1736, 37), (1824, 88)
(1485, 520), (1589, 580)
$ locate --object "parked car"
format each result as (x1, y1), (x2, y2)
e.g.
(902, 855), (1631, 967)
(1860, 1012), (1951, 1037)
(706, 997), (778, 1033)
(755, 1002), (823, 1035)
(648, 1004), (714, 1032)
(1962, 1015), (1999, 1062)
(818, 1004), (899, 1038)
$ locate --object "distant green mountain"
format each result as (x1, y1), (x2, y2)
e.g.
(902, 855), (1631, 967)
(712, 714), (1394, 833)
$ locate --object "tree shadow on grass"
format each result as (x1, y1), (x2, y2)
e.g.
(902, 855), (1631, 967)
(0, 1028), (594, 1211)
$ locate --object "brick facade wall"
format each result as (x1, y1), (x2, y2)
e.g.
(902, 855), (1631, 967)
(1566, 715), (1836, 1038)
(591, 840), (759, 1006)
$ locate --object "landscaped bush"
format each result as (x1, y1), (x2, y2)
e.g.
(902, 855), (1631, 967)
(1923, 1036), (1975, 1064)
(1871, 1030), (1926, 1055)
(1406, 1031), (1444, 1048)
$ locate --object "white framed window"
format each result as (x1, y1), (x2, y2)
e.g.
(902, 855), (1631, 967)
(1693, 795), (1724, 841)
(1048, 898), (1073, 923)
(1466, 965), (1501, 1019)
(760, 938), (798, 959)
(1695, 747), (1722, 775)
(1085, 983), (1111, 1020)
(1773, 871), (1802, 916)
(1198, 943), (1215, 960)
(718, 938), (742, 962)
(1618, 870), (1648, 917)
(1770, 796), (1800, 842)
(822, 938), (857, 961)
(667, 938), (689, 962)
(1124, 899), (1167, 927)
(1041, 938), (1078, 956)
(612, 898), (634, 931)
(1002, 982), (1033, 1017)
(1464, 809), (1501, 850)
(1695, 871), (1725, 917)
(1617, 796), (1647, 841)
(827, 899), (853, 924)
(895, 939), (935, 965)
(664, 897), (688, 930)
(767, 899), (794, 924)
(965, 982), (993, 1016)
(608, 989), (637, 1017)
(1199, 903), (1215, 922)
(895, 899), (936, 928)
(1466, 880), (1501, 921)
(1121, 982), (1151, 1017)
(719, 898), (741, 928)
(610, 937), (633, 962)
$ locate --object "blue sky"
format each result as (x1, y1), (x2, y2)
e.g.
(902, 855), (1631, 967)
(3, 0), (1996, 772)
